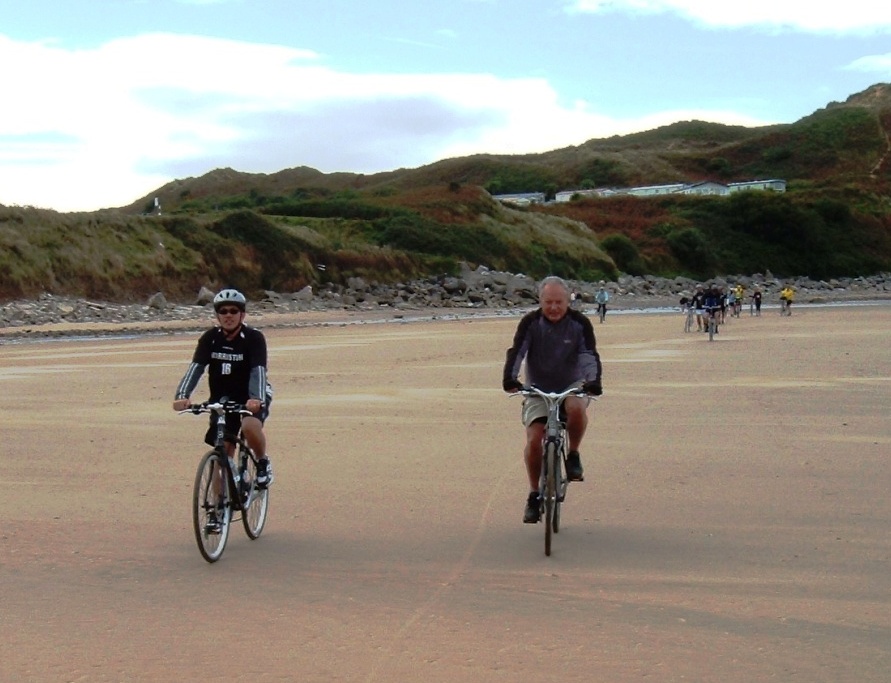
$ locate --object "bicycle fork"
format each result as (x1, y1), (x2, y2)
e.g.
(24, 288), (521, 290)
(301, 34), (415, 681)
(541, 436), (567, 503)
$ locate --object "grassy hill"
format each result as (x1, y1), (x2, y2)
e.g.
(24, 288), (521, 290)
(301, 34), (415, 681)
(2, 83), (891, 302)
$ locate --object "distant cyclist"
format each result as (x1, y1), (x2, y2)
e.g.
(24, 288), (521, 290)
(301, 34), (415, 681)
(726, 287), (736, 318)
(172, 288), (274, 489)
(733, 283), (745, 316)
(703, 285), (722, 333)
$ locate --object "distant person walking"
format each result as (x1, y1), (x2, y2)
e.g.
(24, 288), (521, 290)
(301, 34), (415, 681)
(751, 287), (762, 316)
(595, 282), (610, 323)
(780, 285), (794, 316)
(691, 284), (706, 332)
(679, 293), (694, 333)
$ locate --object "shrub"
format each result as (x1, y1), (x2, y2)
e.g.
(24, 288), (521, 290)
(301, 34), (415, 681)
(600, 233), (647, 275)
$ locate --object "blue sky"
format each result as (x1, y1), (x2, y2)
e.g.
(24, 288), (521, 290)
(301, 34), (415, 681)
(2, 0), (890, 212)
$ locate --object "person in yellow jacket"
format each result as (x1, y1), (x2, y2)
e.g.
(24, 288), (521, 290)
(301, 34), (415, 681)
(780, 285), (795, 315)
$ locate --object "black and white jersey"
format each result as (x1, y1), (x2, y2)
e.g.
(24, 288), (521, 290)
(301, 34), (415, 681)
(175, 324), (269, 404)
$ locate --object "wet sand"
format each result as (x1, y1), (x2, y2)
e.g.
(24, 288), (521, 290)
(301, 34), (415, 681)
(2, 304), (890, 681)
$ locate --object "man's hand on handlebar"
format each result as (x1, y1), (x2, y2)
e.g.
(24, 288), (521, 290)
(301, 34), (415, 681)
(172, 398), (190, 411)
(582, 380), (603, 396)
(502, 378), (523, 393)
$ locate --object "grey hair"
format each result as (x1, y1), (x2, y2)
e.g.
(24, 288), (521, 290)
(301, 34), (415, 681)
(538, 275), (571, 298)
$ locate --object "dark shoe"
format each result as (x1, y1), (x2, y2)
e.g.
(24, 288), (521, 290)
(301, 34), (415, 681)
(523, 491), (541, 524)
(256, 457), (274, 489)
(204, 507), (222, 535)
(566, 450), (584, 482)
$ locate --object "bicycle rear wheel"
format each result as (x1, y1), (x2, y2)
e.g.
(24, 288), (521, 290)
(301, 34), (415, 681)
(193, 450), (231, 563)
(240, 449), (269, 540)
(543, 442), (557, 556)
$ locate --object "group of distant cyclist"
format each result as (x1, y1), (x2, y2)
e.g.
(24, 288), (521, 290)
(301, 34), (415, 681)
(679, 282), (795, 333)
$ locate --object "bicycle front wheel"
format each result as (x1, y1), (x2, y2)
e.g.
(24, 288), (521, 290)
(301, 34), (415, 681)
(708, 317), (716, 341)
(543, 442), (557, 556)
(193, 450), (231, 563)
(553, 446), (565, 535)
(240, 451), (269, 540)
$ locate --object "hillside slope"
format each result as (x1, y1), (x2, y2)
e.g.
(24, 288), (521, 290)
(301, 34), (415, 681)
(0, 187), (614, 302)
(3, 84), (891, 303)
(124, 83), (891, 216)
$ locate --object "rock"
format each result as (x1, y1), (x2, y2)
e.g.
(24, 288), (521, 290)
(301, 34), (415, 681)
(195, 287), (215, 305)
(347, 276), (368, 292)
(147, 292), (167, 309)
(2, 271), (891, 336)
(292, 285), (313, 303)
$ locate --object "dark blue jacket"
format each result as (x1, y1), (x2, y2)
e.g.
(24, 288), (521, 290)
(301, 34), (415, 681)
(503, 309), (601, 392)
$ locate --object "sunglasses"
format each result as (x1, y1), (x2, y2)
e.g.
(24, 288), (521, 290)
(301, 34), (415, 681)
(217, 307), (242, 315)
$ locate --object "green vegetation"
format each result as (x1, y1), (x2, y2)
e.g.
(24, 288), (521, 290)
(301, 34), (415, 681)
(0, 187), (615, 301)
(600, 234), (647, 276)
(3, 84), (891, 301)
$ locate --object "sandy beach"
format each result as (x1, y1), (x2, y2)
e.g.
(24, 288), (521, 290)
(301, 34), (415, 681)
(2, 303), (890, 681)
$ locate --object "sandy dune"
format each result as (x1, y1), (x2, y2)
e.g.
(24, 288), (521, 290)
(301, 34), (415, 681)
(2, 304), (890, 681)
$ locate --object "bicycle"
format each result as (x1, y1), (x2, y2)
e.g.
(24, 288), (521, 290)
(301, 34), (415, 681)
(596, 302), (607, 324)
(180, 400), (270, 563)
(513, 385), (594, 556)
(683, 305), (695, 333)
(705, 306), (719, 341)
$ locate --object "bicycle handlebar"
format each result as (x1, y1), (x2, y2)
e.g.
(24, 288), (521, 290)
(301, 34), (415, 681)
(511, 386), (597, 401)
(177, 400), (255, 417)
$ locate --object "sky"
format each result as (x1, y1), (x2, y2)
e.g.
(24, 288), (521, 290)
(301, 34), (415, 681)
(1, 0), (890, 212)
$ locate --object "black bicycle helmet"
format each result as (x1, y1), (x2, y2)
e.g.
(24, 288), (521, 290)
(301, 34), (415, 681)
(212, 288), (247, 311)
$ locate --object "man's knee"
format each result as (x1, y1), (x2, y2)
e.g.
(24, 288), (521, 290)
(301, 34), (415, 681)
(241, 416), (263, 436)
(525, 420), (545, 445)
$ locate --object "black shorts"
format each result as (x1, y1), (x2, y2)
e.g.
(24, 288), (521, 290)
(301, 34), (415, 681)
(204, 398), (271, 447)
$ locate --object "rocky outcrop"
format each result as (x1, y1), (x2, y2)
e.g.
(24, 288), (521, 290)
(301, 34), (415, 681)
(2, 265), (889, 333)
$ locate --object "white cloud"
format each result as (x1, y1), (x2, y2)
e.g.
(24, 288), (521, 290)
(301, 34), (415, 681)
(566, 0), (891, 33)
(845, 53), (891, 74)
(0, 32), (774, 212)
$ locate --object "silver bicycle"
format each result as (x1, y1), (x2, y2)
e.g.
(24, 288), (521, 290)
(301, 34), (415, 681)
(515, 385), (594, 556)
(705, 306), (719, 341)
(683, 305), (695, 333)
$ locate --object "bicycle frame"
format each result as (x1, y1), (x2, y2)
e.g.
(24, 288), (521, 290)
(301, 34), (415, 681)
(705, 306), (719, 341)
(514, 385), (591, 556)
(181, 400), (269, 562)
(194, 401), (256, 511)
(684, 306), (695, 332)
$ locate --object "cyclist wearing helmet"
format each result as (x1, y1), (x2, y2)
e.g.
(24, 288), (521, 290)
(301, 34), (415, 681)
(172, 288), (274, 487)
